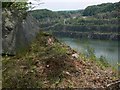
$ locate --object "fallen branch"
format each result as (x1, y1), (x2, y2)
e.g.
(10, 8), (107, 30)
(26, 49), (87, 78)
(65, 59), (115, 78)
(106, 80), (120, 89)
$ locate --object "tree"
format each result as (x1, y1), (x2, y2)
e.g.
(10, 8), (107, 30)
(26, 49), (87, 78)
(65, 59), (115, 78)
(2, 1), (28, 10)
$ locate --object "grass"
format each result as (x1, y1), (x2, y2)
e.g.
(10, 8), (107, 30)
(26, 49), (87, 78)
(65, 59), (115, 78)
(78, 45), (114, 70)
(2, 32), (76, 88)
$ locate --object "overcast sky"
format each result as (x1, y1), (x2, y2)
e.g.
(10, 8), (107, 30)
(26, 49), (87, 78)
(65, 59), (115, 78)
(28, 0), (120, 11)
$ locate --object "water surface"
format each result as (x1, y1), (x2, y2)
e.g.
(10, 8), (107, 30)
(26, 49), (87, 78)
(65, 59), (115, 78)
(58, 37), (119, 68)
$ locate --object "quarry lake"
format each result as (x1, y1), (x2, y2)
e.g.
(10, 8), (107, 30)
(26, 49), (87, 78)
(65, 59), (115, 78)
(58, 37), (119, 69)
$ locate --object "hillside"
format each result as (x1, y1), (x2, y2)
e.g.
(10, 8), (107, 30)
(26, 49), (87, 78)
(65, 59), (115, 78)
(83, 2), (120, 16)
(3, 32), (119, 88)
(29, 9), (58, 20)
(2, 2), (120, 89)
(30, 2), (120, 40)
(29, 9), (83, 20)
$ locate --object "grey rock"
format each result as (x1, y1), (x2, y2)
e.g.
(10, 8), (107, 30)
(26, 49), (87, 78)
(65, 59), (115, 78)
(2, 9), (40, 55)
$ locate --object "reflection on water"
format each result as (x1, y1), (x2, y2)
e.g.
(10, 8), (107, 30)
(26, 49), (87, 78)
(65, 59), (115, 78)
(58, 37), (119, 69)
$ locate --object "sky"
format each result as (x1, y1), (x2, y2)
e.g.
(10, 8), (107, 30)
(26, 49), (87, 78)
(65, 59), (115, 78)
(28, 0), (120, 11)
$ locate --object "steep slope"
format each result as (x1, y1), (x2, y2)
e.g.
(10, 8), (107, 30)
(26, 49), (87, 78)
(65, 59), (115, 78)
(2, 2), (119, 89)
(2, 32), (119, 88)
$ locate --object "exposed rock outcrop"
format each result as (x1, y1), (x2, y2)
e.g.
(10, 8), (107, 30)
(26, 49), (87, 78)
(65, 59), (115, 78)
(52, 31), (120, 40)
(2, 9), (40, 55)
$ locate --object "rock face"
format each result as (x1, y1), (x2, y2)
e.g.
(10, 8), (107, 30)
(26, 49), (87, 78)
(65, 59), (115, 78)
(2, 9), (40, 55)
(52, 31), (120, 40)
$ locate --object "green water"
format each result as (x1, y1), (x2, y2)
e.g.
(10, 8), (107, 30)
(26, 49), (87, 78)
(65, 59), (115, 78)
(58, 37), (119, 68)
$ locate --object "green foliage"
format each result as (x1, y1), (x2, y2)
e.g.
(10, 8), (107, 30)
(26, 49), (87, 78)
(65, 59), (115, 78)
(2, 32), (73, 87)
(82, 45), (110, 68)
(99, 56), (110, 67)
(83, 5), (99, 16)
(2, 1), (28, 10)
(30, 9), (83, 20)
(2, 1), (29, 20)
(12, 2), (28, 11)
(52, 43), (67, 55)
(2, 2), (13, 8)
(29, 9), (58, 20)
(61, 17), (119, 33)
(56, 10), (83, 18)
(86, 46), (96, 60)
(30, 2), (119, 35)
(83, 2), (120, 16)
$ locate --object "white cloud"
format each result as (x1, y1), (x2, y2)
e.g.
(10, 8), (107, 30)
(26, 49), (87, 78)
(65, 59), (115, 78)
(28, 0), (119, 11)
(43, 0), (119, 3)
